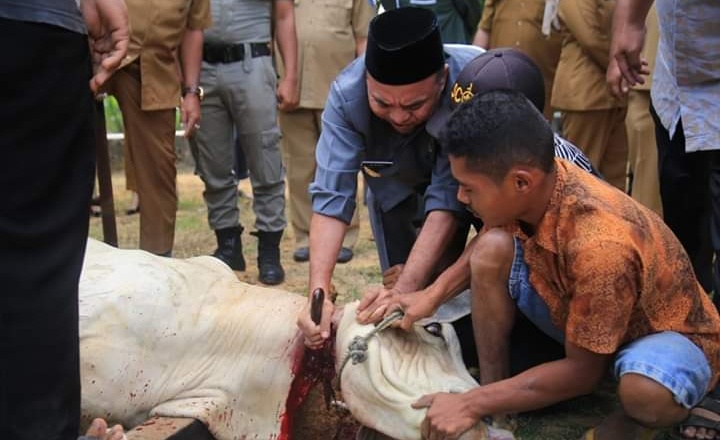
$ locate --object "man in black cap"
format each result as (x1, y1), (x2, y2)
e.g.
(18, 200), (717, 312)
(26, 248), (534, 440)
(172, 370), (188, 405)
(357, 48), (599, 326)
(297, 7), (482, 347)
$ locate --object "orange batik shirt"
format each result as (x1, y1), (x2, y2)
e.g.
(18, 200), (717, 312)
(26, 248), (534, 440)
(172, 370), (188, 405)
(518, 159), (720, 385)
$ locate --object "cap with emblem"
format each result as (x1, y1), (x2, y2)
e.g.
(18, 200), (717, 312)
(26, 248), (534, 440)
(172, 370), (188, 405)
(426, 48), (545, 136)
(365, 7), (445, 86)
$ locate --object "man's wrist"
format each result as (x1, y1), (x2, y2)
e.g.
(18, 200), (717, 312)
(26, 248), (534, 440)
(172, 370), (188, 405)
(182, 84), (204, 101)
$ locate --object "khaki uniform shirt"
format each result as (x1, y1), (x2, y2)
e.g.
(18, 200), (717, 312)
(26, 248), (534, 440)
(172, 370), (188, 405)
(551, 0), (625, 110)
(121, 0), (212, 110)
(287, 0), (375, 109)
(479, 0), (563, 115)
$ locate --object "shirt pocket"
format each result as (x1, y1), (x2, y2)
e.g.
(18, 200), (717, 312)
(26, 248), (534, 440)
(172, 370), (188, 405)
(314, 0), (354, 32)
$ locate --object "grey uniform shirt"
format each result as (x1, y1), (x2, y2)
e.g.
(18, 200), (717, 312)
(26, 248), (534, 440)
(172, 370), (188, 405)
(0, 0), (85, 34)
(203, 0), (272, 44)
(310, 44), (483, 224)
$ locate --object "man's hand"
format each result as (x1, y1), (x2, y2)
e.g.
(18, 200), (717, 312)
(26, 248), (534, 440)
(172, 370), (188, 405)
(607, 0), (655, 97)
(356, 285), (399, 325)
(181, 95), (201, 138)
(297, 296), (334, 349)
(83, 418), (125, 440)
(607, 56), (649, 97)
(81, 0), (129, 93)
(413, 393), (480, 440)
(277, 76), (299, 111)
(383, 263), (405, 289)
(391, 289), (440, 331)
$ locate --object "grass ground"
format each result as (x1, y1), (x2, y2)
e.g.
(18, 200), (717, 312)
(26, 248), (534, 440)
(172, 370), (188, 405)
(88, 171), (675, 440)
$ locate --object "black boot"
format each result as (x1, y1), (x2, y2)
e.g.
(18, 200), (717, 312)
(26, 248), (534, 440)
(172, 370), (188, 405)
(255, 230), (285, 285)
(212, 226), (246, 271)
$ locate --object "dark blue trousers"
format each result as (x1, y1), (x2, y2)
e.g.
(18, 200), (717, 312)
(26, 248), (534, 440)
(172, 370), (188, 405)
(652, 105), (720, 310)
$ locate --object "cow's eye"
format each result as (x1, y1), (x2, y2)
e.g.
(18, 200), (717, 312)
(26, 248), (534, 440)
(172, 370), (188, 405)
(423, 323), (442, 337)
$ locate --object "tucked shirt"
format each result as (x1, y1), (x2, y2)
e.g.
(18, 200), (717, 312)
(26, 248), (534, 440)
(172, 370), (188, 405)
(651, 0), (720, 152)
(310, 44), (483, 224)
(204, 0), (273, 44)
(520, 159), (720, 383)
(121, 0), (212, 110)
(0, 0), (85, 34)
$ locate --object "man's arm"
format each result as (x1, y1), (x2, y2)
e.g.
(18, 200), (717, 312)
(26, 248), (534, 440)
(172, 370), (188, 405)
(357, 210), (466, 325)
(355, 37), (367, 57)
(392, 210), (462, 294)
(274, 0), (299, 111)
(179, 28), (204, 137)
(351, 0), (374, 56)
(296, 213), (347, 349)
(607, 0), (655, 96)
(415, 342), (612, 438)
(296, 78), (363, 348)
(472, 0), (494, 48)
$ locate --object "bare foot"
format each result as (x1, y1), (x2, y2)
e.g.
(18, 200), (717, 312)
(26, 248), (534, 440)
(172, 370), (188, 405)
(82, 418), (125, 440)
(677, 393), (720, 439)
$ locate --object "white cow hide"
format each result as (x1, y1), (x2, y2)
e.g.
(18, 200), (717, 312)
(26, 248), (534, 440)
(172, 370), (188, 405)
(80, 239), (306, 440)
(79, 239), (513, 440)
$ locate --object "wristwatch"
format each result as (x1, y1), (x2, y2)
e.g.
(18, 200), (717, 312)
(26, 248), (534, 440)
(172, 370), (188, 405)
(182, 85), (204, 102)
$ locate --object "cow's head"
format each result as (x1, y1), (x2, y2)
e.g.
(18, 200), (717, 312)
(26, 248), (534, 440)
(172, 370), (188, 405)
(335, 301), (480, 440)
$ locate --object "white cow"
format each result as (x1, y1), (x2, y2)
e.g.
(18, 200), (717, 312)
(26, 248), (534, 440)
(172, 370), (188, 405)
(79, 239), (513, 440)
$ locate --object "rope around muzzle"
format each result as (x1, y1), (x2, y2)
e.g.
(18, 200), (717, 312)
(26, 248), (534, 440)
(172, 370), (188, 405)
(337, 309), (404, 395)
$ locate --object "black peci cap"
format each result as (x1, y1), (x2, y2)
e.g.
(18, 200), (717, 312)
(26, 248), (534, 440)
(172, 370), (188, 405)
(427, 48), (545, 136)
(365, 8), (445, 85)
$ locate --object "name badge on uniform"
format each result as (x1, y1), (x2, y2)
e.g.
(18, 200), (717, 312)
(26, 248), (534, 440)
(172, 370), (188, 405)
(361, 160), (394, 178)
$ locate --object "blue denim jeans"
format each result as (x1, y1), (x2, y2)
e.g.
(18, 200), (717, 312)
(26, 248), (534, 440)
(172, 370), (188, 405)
(509, 237), (713, 408)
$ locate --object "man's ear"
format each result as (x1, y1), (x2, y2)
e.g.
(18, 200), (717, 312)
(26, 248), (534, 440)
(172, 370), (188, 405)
(510, 167), (537, 193)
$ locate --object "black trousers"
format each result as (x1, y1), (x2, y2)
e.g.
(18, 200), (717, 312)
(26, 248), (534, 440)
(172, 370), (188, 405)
(0, 19), (95, 440)
(651, 105), (720, 310)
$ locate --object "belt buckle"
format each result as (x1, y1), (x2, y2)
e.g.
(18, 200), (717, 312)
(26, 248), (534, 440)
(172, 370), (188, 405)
(222, 46), (234, 63)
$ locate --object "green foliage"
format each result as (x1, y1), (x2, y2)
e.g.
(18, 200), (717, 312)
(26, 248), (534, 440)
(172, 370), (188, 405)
(103, 97), (124, 133)
(102, 96), (183, 134)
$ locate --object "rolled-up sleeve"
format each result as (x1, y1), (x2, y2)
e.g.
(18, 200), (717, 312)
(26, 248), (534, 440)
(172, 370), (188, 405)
(424, 148), (465, 215)
(309, 82), (363, 224)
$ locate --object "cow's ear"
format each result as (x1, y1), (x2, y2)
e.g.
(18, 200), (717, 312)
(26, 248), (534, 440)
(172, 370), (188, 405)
(423, 323), (443, 337)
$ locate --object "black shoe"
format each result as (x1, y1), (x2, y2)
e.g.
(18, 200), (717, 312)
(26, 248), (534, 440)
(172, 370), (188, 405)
(255, 230), (285, 285)
(212, 226), (246, 271)
(293, 247), (310, 262)
(337, 247), (354, 263)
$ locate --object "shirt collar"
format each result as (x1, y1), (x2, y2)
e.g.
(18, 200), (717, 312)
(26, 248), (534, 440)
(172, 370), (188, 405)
(528, 158), (568, 254)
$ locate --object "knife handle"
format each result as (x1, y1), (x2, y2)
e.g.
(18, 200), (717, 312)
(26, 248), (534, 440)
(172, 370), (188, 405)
(310, 287), (325, 325)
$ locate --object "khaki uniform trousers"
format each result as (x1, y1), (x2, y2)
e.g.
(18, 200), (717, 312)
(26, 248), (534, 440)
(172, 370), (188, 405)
(562, 108), (629, 191)
(106, 62), (177, 255)
(626, 90), (663, 216)
(279, 108), (359, 248)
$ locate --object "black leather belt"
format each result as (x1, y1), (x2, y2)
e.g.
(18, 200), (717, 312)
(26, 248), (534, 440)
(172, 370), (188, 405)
(202, 42), (271, 64)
